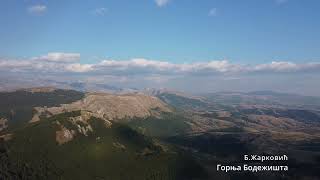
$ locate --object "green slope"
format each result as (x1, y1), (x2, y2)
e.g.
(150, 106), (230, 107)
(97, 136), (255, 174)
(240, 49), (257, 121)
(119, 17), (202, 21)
(0, 89), (84, 128)
(0, 112), (206, 180)
(128, 112), (191, 138)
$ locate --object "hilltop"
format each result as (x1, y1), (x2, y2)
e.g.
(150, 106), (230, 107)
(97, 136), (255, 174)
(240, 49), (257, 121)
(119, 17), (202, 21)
(31, 92), (172, 123)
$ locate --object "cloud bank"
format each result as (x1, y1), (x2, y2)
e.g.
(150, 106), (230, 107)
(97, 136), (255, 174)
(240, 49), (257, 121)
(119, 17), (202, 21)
(0, 53), (319, 76)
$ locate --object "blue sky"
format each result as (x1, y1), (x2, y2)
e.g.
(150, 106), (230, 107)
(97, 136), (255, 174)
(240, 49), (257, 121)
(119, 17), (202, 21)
(1, 0), (320, 64)
(0, 0), (320, 95)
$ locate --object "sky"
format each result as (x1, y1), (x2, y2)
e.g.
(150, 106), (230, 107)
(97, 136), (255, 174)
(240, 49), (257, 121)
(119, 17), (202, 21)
(0, 0), (320, 95)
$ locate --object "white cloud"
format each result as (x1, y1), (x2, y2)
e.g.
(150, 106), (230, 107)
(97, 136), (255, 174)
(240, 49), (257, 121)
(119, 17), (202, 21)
(93, 8), (107, 16)
(155, 0), (170, 7)
(100, 58), (175, 70)
(32, 52), (80, 63)
(28, 5), (47, 14)
(253, 61), (320, 73)
(209, 8), (218, 17)
(65, 63), (94, 73)
(98, 59), (238, 74)
(253, 61), (299, 72)
(96, 59), (320, 75)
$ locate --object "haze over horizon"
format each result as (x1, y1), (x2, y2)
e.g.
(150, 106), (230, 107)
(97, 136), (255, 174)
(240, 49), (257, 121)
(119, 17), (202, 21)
(1, 0), (320, 95)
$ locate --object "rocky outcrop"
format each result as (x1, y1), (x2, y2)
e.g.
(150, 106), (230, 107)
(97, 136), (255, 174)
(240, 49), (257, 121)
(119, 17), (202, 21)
(55, 113), (97, 145)
(32, 93), (171, 122)
(56, 124), (76, 145)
